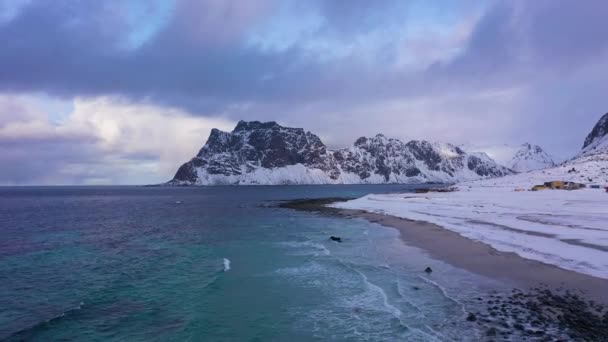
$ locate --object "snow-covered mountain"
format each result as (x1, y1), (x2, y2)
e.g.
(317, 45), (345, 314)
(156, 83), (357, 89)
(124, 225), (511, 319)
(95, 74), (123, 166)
(507, 143), (556, 172)
(473, 113), (608, 188)
(168, 121), (512, 185)
(460, 143), (556, 172)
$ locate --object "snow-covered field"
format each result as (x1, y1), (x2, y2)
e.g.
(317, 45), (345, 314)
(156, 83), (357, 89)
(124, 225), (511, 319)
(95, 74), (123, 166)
(333, 159), (608, 279)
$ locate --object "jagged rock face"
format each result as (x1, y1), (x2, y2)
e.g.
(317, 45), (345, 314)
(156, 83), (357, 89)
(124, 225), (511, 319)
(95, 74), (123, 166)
(578, 113), (608, 162)
(583, 113), (608, 149)
(334, 135), (421, 181)
(507, 143), (556, 172)
(169, 121), (512, 185)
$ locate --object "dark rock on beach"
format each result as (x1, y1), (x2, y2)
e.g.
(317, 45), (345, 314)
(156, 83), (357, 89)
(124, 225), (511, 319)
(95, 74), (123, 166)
(470, 286), (608, 341)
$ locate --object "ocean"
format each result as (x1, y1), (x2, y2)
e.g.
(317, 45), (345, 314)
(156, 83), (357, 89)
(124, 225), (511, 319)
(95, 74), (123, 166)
(0, 185), (504, 341)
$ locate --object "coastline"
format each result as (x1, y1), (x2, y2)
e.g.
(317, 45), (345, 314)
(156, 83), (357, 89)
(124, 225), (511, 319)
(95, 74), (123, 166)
(279, 197), (608, 340)
(354, 210), (608, 302)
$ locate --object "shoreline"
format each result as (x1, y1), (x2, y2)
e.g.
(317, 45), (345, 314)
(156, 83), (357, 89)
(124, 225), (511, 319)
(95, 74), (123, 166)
(280, 197), (608, 303)
(279, 197), (608, 340)
(355, 210), (608, 303)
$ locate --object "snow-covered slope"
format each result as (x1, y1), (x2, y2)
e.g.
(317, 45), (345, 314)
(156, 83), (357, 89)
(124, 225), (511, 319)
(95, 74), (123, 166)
(461, 143), (556, 172)
(168, 121), (512, 185)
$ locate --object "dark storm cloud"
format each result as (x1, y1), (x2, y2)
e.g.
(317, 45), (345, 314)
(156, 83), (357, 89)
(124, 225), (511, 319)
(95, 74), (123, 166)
(1, 0), (607, 111)
(0, 0), (319, 111)
(0, 0), (422, 114)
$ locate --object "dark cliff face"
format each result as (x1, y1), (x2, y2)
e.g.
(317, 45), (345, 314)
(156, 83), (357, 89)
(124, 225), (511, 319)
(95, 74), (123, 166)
(406, 140), (445, 172)
(169, 121), (512, 185)
(583, 113), (608, 149)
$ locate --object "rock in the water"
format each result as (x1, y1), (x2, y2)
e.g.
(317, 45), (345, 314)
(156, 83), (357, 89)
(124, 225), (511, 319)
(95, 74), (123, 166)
(424, 267), (433, 274)
(330, 236), (342, 243)
(466, 313), (477, 322)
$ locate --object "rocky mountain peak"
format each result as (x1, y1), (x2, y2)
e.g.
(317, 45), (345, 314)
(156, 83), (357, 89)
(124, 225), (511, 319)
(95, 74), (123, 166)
(583, 113), (608, 149)
(354, 136), (368, 146)
(233, 120), (284, 132)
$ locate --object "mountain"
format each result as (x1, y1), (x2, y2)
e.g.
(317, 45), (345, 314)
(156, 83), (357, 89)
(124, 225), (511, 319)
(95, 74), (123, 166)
(168, 121), (512, 185)
(579, 113), (608, 160)
(333, 135), (509, 183)
(506, 143), (556, 172)
(460, 143), (556, 172)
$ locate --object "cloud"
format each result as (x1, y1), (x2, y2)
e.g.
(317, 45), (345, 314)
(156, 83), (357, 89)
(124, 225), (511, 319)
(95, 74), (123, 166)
(0, 0), (607, 183)
(0, 95), (234, 185)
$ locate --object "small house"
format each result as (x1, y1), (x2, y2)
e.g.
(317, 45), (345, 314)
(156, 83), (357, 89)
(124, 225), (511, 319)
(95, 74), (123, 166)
(564, 182), (586, 190)
(544, 181), (565, 189)
(590, 185), (601, 189)
(531, 185), (549, 191)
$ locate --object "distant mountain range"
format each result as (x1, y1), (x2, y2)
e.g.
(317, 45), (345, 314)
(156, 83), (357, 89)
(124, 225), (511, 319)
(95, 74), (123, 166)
(167, 113), (608, 185)
(168, 121), (512, 185)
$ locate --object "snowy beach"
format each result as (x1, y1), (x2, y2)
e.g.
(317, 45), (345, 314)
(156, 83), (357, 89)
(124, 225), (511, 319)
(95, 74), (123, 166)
(333, 185), (608, 280)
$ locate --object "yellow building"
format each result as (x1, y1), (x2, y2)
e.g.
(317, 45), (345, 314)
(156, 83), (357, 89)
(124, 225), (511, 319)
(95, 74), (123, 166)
(544, 181), (565, 189)
(531, 185), (549, 191)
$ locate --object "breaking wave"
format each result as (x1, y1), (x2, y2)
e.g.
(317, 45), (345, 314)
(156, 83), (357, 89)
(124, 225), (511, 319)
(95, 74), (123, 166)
(5, 302), (85, 341)
(277, 240), (330, 256)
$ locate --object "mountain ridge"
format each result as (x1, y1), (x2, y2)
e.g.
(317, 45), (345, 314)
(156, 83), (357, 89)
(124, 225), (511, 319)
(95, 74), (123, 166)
(168, 120), (512, 185)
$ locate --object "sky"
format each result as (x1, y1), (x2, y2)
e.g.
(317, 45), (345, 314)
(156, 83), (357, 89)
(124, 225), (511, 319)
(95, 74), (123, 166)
(0, 0), (607, 185)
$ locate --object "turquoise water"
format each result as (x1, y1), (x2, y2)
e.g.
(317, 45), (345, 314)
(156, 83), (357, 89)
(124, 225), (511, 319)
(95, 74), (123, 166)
(0, 186), (503, 341)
